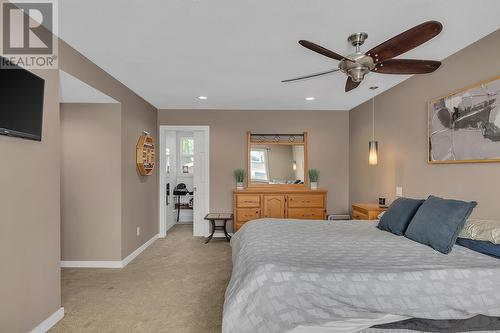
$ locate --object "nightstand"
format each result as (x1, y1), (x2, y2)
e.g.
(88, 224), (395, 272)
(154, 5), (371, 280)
(351, 203), (387, 220)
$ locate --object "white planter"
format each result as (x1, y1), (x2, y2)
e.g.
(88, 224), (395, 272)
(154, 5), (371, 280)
(236, 182), (244, 190)
(310, 181), (318, 190)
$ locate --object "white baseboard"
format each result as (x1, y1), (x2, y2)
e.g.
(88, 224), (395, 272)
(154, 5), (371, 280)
(61, 234), (159, 269)
(60, 260), (122, 268)
(121, 233), (158, 267)
(30, 307), (64, 333)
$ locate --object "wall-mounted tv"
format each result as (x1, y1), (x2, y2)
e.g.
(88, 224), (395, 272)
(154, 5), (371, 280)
(0, 57), (45, 141)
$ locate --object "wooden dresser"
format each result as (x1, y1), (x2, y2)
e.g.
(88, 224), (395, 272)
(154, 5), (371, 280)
(233, 188), (327, 231)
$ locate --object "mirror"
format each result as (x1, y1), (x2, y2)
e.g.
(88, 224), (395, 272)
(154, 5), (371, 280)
(247, 132), (307, 187)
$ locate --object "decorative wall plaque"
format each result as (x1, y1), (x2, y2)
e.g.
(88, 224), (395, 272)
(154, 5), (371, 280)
(136, 132), (155, 175)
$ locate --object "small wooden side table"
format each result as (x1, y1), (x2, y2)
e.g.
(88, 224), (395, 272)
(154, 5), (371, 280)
(204, 213), (233, 243)
(351, 203), (387, 220)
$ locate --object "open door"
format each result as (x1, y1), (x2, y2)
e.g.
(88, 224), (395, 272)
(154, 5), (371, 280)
(159, 126), (209, 238)
(164, 131), (177, 233)
(159, 129), (177, 237)
(193, 130), (209, 237)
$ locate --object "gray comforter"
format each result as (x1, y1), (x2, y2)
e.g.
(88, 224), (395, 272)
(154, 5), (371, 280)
(222, 219), (500, 333)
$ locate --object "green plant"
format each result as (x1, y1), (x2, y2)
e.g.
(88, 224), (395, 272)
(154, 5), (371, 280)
(308, 169), (319, 182)
(233, 169), (245, 183)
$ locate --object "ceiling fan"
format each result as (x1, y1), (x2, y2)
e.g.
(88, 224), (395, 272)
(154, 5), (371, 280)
(282, 21), (443, 92)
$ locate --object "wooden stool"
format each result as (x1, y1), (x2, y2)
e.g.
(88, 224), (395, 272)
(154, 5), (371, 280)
(204, 213), (233, 243)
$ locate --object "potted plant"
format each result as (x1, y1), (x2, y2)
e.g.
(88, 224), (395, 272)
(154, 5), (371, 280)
(233, 169), (245, 189)
(308, 169), (319, 190)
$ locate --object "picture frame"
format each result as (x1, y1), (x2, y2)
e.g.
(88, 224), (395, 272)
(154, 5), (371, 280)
(428, 75), (500, 164)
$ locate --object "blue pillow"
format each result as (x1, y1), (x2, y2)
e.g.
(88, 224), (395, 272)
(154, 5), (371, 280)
(405, 196), (477, 254)
(457, 238), (500, 259)
(377, 197), (425, 235)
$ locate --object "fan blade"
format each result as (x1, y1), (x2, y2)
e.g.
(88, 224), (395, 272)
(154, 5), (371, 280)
(299, 40), (349, 61)
(345, 77), (360, 92)
(374, 59), (441, 74)
(281, 68), (340, 82)
(366, 21), (442, 63)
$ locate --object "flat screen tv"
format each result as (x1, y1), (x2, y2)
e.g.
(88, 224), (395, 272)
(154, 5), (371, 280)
(0, 57), (45, 141)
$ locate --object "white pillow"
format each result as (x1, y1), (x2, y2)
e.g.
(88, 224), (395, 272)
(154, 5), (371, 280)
(459, 219), (500, 244)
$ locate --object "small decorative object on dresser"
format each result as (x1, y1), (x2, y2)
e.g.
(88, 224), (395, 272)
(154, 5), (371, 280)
(233, 169), (245, 189)
(233, 188), (327, 231)
(136, 131), (155, 176)
(308, 169), (319, 190)
(351, 203), (387, 220)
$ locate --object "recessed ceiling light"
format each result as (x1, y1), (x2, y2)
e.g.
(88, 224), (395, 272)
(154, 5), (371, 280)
(305, 97), (315, 101)
(197, 96), (207, 100)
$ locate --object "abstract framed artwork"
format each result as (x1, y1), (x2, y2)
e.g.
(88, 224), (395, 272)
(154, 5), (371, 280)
(428, 75), (500, 164)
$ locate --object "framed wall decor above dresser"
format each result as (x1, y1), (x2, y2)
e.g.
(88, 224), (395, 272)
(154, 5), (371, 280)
(233, 131), (327, 231)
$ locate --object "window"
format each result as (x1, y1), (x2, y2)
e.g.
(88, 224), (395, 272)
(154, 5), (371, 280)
(180, 137), (194, 173)
(250, 148), (269, 182)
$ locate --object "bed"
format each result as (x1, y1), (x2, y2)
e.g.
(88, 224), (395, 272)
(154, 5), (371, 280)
(222, 219), (500, 333)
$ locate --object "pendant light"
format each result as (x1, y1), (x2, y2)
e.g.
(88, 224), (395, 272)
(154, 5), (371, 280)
(368, 86), (379, 165)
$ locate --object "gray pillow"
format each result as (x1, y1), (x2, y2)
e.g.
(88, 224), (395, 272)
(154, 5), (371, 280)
(405, 196), (477, 254)
(377, 197), (425, 235)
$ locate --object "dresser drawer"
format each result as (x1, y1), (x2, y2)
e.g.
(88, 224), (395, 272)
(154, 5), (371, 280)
(287, 195), (324, 208)
(352, 209), (369, 220)
(287, 208), (325, 220)
(236, 208), (261, 222)
(236, 195), (261, 208)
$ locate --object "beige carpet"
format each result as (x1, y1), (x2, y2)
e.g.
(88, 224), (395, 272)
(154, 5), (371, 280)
(51, 225), (232, 333)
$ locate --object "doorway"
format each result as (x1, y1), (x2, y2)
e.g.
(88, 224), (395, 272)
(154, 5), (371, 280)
(159, 126), (210, 238)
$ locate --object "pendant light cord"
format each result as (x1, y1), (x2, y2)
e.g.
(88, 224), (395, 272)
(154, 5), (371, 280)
(372, 94), (375, 141)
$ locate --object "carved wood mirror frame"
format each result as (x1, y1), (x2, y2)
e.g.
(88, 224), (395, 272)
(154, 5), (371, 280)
(247, 131), (308, 189)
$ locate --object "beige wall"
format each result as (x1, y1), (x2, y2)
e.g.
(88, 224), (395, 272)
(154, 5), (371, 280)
(158, 110), (350, 218)
(59, 41), (158, 259)
(349, 29), (500, 219)
(0, 70), (61, 332)
(61, 103), (122, 261)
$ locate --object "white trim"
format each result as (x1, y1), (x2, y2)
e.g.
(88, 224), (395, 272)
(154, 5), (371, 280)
(60, 260), (122, 268)
(30, 307), (64, 333)
(159, 125), (210, 238)
(121, 233), (159, 267)
(60, 234), (159, 268)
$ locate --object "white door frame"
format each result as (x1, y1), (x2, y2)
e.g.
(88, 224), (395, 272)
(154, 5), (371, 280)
(158, 125), (210, 238)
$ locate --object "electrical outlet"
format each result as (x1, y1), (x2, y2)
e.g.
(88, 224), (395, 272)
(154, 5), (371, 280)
(136, 226), (140, 236)
(396, 186), (403, 197)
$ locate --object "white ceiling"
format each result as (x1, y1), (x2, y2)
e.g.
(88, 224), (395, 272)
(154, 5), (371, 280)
(59, 0), (500, 110)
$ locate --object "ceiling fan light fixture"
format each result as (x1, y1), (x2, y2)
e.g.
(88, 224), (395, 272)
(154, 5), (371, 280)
(282, 21), (443, 92)
(348, 66), (370, 82)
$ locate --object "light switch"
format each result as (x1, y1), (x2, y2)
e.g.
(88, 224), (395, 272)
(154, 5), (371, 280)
(396, 186), (403, 197)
